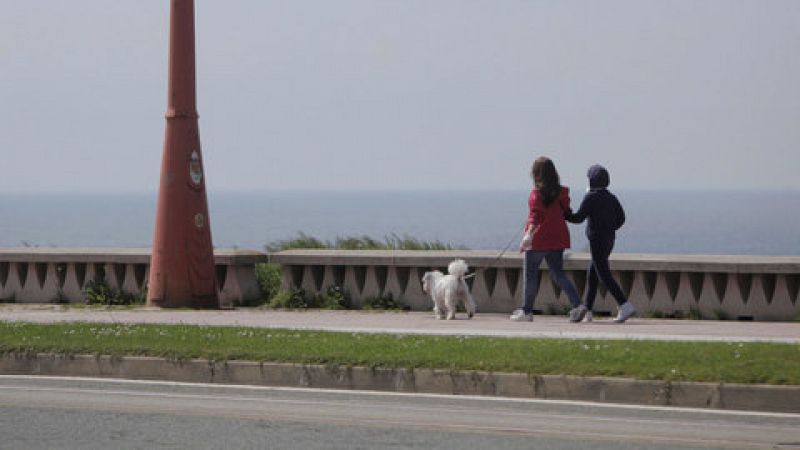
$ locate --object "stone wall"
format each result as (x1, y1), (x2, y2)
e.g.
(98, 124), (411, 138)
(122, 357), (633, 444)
(271, 250), (800, 321)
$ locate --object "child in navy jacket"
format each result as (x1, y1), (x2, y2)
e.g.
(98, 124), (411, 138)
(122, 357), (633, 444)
(565, 165), (635, 323)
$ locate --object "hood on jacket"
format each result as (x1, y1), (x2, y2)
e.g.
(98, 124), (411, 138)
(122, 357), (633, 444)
(587, 164), (610, 189)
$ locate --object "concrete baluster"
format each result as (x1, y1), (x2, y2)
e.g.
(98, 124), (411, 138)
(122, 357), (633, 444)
(536, 270), (562, 314)
(671, 272), (697, 317)
(490, 268), (518, 312)
(722, 273), (750, 320)
(297, 265), (318, 296)
(217, 265), (238, 308)
(695, 273), (722, 319)
(0, 262), (10, 301)
(404, 267), (428, 311)
(771, 274), (800, 320)
(382, 267), (405, 306)
(359, 266), (383, 303)
(15, 262), (38, 303)
(468, 268), (493, 312)
(109, 263), (126, 291)
(61, 263), (86, 303)
(647, 272), (675, 315)
(343, 266), (367, 307)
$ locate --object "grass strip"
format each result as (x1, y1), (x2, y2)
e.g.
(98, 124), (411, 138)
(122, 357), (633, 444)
(1, 321), (798, 385)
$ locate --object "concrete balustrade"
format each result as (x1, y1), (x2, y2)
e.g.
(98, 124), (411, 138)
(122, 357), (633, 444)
(0, 248), (266, 308)
(2, 248), (798, 320)
(271, 250), (800, 321)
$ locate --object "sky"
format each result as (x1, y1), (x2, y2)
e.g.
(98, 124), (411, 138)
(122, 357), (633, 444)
(1, 0), (798, 193)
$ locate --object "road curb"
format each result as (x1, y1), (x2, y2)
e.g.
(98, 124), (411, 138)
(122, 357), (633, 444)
(1, 352), (798, 414)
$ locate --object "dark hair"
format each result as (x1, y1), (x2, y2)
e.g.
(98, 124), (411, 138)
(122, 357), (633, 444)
(531, 157), (562, 206)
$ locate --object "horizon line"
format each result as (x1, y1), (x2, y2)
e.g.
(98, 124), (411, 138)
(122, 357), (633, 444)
(1, 187), (799, 196)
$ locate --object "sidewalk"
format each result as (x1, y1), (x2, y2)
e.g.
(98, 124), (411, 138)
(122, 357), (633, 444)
(2, 305), (798, 343)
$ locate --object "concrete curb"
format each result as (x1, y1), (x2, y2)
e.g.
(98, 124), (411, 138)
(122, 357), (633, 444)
(1, 352), (798, 414)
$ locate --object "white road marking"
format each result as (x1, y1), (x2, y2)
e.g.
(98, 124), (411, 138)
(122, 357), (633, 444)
(1, 374), (798, 419)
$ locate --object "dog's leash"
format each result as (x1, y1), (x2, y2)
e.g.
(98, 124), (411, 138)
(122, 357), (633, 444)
(463, 225), (524, 279)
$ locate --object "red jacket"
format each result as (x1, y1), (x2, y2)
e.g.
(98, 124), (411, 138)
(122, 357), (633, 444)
(525, 186), (572, 251)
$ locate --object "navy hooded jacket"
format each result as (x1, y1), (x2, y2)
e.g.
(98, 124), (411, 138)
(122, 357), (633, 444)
(565, 165), (625, 241)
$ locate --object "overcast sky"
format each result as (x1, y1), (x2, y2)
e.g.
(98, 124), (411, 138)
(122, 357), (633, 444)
(1, 0), (798, 193)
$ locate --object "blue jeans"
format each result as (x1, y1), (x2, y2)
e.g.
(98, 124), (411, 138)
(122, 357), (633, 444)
(521, 250), (581, 314)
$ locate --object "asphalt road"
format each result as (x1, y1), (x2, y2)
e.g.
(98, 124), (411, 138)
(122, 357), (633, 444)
(1, 376), (799, 449)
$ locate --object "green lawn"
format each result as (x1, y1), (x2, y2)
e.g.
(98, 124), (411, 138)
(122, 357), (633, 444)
(1, 321), (798, 385)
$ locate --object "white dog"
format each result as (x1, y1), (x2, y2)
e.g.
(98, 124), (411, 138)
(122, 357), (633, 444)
(421, 259), (477, 320)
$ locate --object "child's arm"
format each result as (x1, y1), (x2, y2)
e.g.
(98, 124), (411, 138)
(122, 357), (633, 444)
(565, 194), (590, 223)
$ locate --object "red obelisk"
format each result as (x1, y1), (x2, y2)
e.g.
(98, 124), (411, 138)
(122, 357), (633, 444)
(147, 0), (218, 308)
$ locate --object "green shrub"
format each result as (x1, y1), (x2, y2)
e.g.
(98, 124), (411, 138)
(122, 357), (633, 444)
(267, 232), (462, 252)
(267, 285), (352, 310)
(318, 285), (351, 310)
(266, 232), (330, 252)
(363, 293), (409, 311)
(83, 279), (145, 306)
(132, 287), (148, 305)
(333, 235), (385, 250)
(382, 233), (457, 251)
(84, 279), (114, 305)
(252, 263), (282, 307)
(268, 287), (308, 309)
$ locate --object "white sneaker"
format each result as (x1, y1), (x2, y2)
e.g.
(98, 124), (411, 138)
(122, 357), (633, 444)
(583, 311), (593, 322)
(614, 302), (636, 323)
(510, 309), (533, 322)
(569, 305), (587, 323)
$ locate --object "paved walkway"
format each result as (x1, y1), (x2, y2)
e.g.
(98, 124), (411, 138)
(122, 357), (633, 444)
(2, 305), (798, 343)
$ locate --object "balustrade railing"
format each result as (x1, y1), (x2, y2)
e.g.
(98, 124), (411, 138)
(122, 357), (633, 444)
(271, 250), (800, 321)
(0, 248), (266, 308)
(3, 248), (798, 320)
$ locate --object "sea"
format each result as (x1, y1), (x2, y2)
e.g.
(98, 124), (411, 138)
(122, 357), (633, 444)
(0, 190), (798, 256)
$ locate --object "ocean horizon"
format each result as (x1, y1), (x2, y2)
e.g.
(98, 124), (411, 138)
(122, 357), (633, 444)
(1, 189), (798, 256)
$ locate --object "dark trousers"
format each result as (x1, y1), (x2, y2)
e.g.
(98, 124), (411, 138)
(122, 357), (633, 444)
(585, 238), (627, 309)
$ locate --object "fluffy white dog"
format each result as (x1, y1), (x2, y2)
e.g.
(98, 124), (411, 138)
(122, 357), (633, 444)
(421, 259), (477, 320)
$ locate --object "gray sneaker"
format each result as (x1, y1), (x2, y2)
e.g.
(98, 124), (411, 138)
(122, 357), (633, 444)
(613, 302), (636, 323)
(583, 311), (593, 322)
(569, 305), (587, 322)
(510, 309), (533, 322)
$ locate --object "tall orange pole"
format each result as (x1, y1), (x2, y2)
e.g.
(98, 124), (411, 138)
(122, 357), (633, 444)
(147, 0), (218, 308)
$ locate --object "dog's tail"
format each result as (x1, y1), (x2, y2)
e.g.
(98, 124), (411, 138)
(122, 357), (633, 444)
(447, 259), (469, 279)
